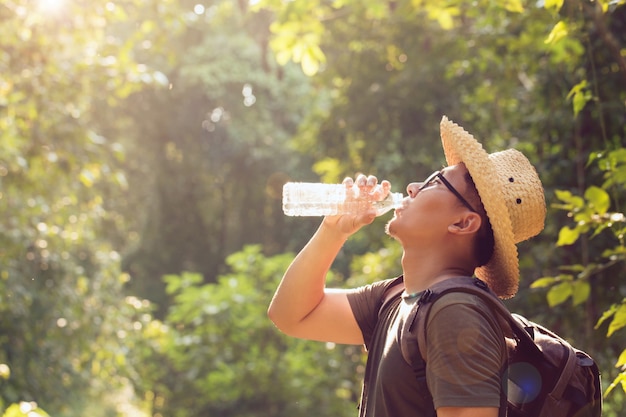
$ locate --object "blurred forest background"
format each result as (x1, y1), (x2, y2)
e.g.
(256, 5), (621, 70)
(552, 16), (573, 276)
(1, 0), (625, 416)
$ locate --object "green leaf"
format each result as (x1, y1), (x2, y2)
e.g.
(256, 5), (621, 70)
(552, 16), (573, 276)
(164, 274), (183, 295)
(547, 282), (572, 307)
(607, 148), (626, 167)
(554, 189), (585, 208)
(557, 226), (580, 246)
(587, 151), (605, 167)
(602, 245), (626, 260)
(566, 79), (587, 100)
(427, 6), (457, 30)
(607, 304), (626, 337)
(560, 264), (586, 273)
(572, 87), (592, 117)
(589, 222), (610, 239)
(596, 303), (619, 329)
(584, 186), (611, 215)
(566, 80), (592, 117)
(573, 210), (591, 226)
(571, 280), (590, 306)
(503, 0), (525, 13)
(545, 21), (568, 45)
(603, 371), (626, 397)
(530, 276), (557, 288)
(543, 0), (565, 12)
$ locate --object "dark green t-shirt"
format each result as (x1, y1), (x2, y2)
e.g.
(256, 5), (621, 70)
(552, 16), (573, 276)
(347, 277), (505, 417)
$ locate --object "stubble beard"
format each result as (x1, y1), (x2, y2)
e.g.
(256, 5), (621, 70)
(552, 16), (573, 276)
(384, 218), (395, 238)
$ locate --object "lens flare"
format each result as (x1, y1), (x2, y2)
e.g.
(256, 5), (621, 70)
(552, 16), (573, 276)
(507, 362), (542, 406)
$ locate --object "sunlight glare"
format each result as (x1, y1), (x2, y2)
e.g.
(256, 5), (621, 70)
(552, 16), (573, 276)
(37, 0), (66, 13)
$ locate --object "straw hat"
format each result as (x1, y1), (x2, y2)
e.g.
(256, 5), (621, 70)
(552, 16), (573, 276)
(440, 116), (546, 299)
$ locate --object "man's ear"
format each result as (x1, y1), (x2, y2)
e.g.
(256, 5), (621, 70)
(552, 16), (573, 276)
(448, 212), (482, 235)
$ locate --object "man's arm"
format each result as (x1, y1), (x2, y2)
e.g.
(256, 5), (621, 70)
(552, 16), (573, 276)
(428, 295), (505, 417)
(267, 175), (388, 345)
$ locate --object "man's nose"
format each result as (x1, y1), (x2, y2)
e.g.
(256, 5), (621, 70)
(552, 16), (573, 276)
(406, 182), (421, 198)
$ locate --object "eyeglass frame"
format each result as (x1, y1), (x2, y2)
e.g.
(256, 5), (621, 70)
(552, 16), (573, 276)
(419, 171), (478, 213)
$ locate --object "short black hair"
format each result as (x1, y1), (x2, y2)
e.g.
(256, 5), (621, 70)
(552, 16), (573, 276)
(463, 172), (495, 267)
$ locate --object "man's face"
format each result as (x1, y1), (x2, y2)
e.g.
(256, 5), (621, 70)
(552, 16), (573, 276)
(385, 164), (475, 242)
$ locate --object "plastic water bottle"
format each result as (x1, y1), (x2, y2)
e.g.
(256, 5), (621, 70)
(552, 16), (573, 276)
(282, 182), (404, 217)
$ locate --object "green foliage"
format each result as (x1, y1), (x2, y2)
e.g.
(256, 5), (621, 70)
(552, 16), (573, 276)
(0, 0), (183, 414)
(346, 239), (403, 287)
(536, 147), (626, 398)
(116, 0), (312, 312)
(552, 186), (613, 245)
(597, 302), (626, 338)
(531, 272), (591, 307)
(135, 246), (363, 417)
(254, 0), (531, 76)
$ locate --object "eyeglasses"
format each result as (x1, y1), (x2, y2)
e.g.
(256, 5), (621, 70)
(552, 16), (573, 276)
(419, 171), (477, 213)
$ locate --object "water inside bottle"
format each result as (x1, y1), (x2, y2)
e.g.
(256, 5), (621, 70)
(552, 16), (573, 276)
(282, 182), (403, 216)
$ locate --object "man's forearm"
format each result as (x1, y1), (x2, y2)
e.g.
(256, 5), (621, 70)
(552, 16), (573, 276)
(267, 221), (350, 331)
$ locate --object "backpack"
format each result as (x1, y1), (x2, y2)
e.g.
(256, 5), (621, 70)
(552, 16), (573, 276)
(381, 276), (602, 417)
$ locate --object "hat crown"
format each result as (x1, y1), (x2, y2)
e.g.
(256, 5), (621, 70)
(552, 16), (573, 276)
(489, 150), (546, 243)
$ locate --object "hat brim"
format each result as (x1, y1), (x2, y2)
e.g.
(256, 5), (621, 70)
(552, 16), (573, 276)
(440, 116), (519, 298)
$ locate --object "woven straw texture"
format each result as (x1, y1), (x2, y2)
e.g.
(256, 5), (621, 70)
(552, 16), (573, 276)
(440, 116), (546, 298)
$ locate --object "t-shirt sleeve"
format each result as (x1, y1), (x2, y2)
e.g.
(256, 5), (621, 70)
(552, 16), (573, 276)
(346, 278), (399, 349)
(425, 292), (505, 409)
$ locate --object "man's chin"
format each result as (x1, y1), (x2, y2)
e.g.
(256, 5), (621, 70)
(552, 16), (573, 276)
(384, 219), (396, 237)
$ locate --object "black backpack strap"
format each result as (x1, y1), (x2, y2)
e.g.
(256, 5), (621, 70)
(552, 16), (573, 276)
(378, 275), (405, 319)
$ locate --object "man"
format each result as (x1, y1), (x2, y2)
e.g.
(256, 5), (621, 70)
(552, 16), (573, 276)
(268, 116), (546, 417)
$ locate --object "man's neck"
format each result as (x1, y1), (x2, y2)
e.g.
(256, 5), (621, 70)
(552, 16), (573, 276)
(400, 249), (474, 295)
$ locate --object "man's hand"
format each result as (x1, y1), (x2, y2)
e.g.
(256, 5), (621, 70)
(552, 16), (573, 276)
(323, 174), (392, 235)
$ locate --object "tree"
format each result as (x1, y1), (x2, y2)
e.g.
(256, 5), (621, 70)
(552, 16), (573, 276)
(115, 0), (314, 315)
(0, 0), (173, 414)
